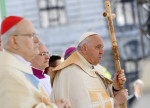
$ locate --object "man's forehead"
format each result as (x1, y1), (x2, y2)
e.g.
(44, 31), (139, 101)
(39, 45), (48, 52)
(89, 34), (103, 42)
(89, 35), (104, 46)
(39, 48), (48, 53)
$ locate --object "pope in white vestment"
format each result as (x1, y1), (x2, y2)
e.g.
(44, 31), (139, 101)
(51, 51), (114, 108)
(51, 32), (128, 108)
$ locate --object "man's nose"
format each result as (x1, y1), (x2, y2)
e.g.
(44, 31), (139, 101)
(45, 54), (50, 59)
(100, 49), (104, 54)
(34, 36), (40, 43)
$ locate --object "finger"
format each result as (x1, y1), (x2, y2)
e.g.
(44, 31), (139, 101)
(118, 75), (126, 79)
(119, 76), (126, 80)
(124, 92), (128, 100)
(118, 77), (126, 81)
(122, 89), (128, 94)
(60, 98), (65, 103)
(113, 73), (118, 80)
(65, 99), (70, 104)
(125, 89), (128, 92)
(65, 104), (68, 108)
(114, 73), (118, 78)
(118, 75), (125, 78)
(119, 72), (125, 76)
(120, 72), (124, 76)
(118, 74), (125, 79)
(121, 69), (124, 73)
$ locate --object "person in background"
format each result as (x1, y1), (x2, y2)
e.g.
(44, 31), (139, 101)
(31, 43), (51, 98)
(45, 55), (61, 76)
(31, 42), (70, 108)
(50, 32), (128, 108)
(128, 79), (144, 107)
(131, 59), (150, 108)
(0, 16), (70, 108)
(64, 47), (76, 60)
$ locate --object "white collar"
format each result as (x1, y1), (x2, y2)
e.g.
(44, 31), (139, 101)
(4, 50), (31, 67)
(77, 51), (95, 70)
(13, 54), (31, 67)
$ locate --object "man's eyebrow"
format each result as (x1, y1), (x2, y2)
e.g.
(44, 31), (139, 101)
(41, 51), (48, 53)
(96, 44), (104, 47)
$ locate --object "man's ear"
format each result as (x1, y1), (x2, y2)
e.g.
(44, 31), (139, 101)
(48, 67), (53, 75)
(81, 44), (87, 55)
(9, 35), (19, 49)
(49, 67), (53, 72)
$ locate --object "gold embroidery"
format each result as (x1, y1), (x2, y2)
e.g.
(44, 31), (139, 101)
(91, 70), (96, 76)
(105, 101), (112, 108)
(40, 86), (50, 104)
(95, 106), (101, 108)
(89, 91), (99, 102)
(101, 91), (109, 100)
(89, 90), (112, 108)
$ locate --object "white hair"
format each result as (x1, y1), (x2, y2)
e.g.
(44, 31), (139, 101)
(1, 25), (18, 48)
(134, 79), (144, 87)
(77, 36), (91, 51)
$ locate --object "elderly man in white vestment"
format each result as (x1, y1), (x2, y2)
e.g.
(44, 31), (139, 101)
(50, 32), (128, 108)
(0, 16), (70, 108)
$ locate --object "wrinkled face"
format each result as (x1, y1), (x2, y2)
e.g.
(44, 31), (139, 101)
(31, 44), (50, 70)
(14, 19), (40, 61)
(84, 35), (104, 65)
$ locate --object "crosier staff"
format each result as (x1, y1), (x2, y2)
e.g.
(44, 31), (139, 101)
(103, 1), (127, 108)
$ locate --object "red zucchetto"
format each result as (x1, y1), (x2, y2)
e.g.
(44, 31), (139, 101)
(1, 16), (23, 35)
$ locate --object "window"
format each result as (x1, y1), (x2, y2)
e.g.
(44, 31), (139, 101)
(115, 0), (136, 27)
(38, 0), (67, 27)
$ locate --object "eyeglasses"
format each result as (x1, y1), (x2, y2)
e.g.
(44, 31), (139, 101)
(39, 52), (50, 56)
(14, 33), (38, 40)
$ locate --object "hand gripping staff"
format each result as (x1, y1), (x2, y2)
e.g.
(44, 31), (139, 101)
(103, 1), (127, 108)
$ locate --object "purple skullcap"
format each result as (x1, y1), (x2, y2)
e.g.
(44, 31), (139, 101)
(64, 47), (76, 58)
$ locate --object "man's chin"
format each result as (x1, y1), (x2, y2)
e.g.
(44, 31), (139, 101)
(93, 62), (99, 66)
(97, 58), (101, 63)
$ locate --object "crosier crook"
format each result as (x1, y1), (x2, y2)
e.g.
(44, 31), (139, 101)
(103, 1), (127, 108)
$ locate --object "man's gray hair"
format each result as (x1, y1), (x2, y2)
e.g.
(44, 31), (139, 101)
(1, 25), (18, 48)
(77, 37), (91, 51)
